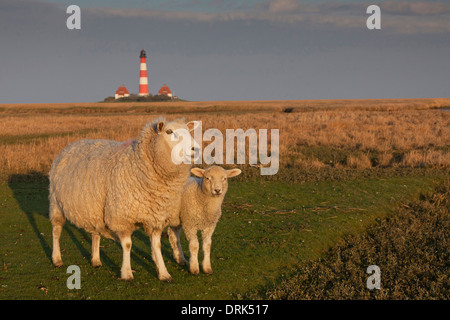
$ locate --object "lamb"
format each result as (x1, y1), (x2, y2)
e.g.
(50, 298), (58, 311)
(167, 165), (241, 275)
(49, 117), (198, 281)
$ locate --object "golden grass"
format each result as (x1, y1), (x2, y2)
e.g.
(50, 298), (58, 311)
(346, 154), (373, 169)
(1, 98), (449, 176)
(402, 150), (450, 168)
(0, 97), (446, 112)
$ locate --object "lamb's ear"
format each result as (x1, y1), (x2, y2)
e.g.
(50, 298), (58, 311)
(187, 121), (200, 132)
(157, 121), (165, 133)
(226, 168), (242, 178)
(191, 168), (205, 177)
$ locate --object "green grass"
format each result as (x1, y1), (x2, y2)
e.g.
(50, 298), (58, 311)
(0, 172), (446, 300)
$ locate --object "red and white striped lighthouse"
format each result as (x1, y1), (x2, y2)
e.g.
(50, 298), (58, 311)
(139, 49), (149, 96)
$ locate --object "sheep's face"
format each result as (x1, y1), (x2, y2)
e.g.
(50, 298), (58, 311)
(155, 119), (200, 165)
(191, 166), (241, 197)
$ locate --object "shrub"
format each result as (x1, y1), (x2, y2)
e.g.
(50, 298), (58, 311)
(107, 94), (173, 102)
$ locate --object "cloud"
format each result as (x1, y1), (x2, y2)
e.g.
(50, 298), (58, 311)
(382, 1), (450, 16)
(87, 7), (219, 22)
(268, 0), (300, 13)
(85, 2), (450, 34)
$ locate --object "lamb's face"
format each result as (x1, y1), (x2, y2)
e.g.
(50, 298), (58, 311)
(191, 166), (242, 197)
(156, 119), (200, 165)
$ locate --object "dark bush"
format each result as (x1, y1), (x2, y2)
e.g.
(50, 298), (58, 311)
(104, 94), (173, 102)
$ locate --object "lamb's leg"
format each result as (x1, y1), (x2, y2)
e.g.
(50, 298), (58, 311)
(184, 228), (200, 275)
(201, 226), (216, 274)
(168, 226), (187, 265)
(150, 229), (172, 282)
(91, 232), (102, 267)
(50, 203), (65, 267)
(119, 233), (133, 280)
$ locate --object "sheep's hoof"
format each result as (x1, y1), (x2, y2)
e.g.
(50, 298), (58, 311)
(52, 259), (63, 267)
(203, 268), (213, 275)
(159, 275), (173, 282)
(120, 275), (134, 281)
(177, 258), (187, 266)
(120, 270), (134, 281)
(91, 260), (102, 268)
(190, 268), (200, 275)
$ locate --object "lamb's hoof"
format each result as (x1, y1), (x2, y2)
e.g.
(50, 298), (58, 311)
(203, 268), (213, 275)
(177, 258), (187, 266)
(190, 268), (200, 275)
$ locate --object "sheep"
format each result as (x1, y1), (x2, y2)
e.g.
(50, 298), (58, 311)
(167, 165), (241, 275)
(49, 117), (198, 281)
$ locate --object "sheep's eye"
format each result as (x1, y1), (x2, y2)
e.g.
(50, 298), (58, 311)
(166, 129), (173, 134)
(206, 177), (211, 181)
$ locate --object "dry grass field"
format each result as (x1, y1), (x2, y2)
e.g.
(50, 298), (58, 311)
(0, 98), (449, 178)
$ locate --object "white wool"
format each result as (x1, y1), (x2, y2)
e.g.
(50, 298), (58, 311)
(167, 165), (241, 275)
(49, 117), (196, 281)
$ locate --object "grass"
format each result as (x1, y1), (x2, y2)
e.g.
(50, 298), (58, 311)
(1, 99), (449, 175)
(0, 98), (448, 300)
(0, 173), (446, 299)
(258, 180), (449, 300)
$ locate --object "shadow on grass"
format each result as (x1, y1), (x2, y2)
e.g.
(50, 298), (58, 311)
(8, 173), (53, 263)
(7, 172), (172, 280)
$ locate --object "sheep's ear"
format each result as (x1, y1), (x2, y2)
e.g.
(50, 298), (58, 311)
(187, 121), (199, 132)
(191, 168), (205, 177)
(226, 168), (242, 178)
(157, 121), (165, 133)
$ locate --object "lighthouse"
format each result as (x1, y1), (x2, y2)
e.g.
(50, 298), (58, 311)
(139, 49), (149, 96)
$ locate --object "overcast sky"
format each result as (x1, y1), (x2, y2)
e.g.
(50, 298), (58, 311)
(0, 0), (449, 103)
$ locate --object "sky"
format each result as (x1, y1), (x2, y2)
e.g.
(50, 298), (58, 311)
(0, 0), (449, 103)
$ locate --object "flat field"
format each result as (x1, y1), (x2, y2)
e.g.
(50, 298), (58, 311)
(0, 98), (449, 299)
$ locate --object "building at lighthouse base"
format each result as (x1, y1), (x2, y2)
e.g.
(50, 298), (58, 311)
(158, 84), (173, 98)
(115, 85), (130, 100)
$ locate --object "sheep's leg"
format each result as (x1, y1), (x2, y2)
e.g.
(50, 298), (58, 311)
(91, 232), (102, 267)
(168, 226), (187, 265)
(119, 233), (134, 280)
(150, 229), (172, 282)
(184, 228), (200, 275)
(201, 226), (216, 274)
(50, 203), (65, 267)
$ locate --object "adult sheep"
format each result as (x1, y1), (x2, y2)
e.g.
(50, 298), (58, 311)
(49, 117), (198, 281)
